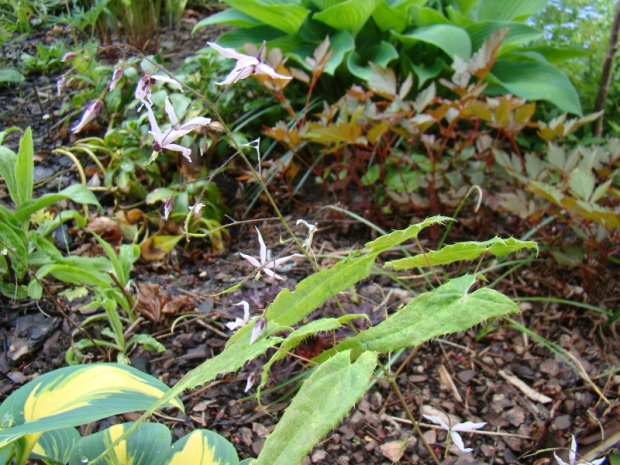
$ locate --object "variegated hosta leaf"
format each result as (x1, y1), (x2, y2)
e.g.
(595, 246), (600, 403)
(0, 364), (183, 456)
(31, 427), (80, 464)
(154, 429), (241, 465)
(68, 422), (171, 465)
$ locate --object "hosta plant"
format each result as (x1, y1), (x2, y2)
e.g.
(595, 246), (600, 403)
(0, 363), (252, 465)
(195, 0), (582, 113)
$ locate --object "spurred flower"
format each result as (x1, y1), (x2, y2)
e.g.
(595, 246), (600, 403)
(250, 317), (267, 345)
(240, 226), (302, 280)
(226, 301), (253, 331)
(554, 435), (605, 465)
(208, 41), (292, 86)
(72, 99), (103, 134)
(163, 197), (174, 221)
(135, 74), (183, 107)
(144, 97), (211, 162)
(423, 414), (486, 453)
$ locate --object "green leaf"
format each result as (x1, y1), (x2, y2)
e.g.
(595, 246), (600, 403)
(127, 334), (166, 353)
(410, 58), (444, 88)
(215, 26), (289, 50)
(69, 422), (171, 465)
(13, 184), (102, 224)
(0, 68), (26, 83)
(488, 56), (582, 115)
(365, 216), (452, 252)
(0, 144), (18, 206)
(465, 21), (543, 53)
(313, 0), (381, 36)
(15, 127), (33, 206)
(31, 427), (80, 464)
(476, 0), (549, 21)
(347, 41), (399, 81)
(264, 252), (376, 327)
(445, 6), (475, 27)
(410, 6), (454, 26)
(518, 45), (590, 63)
(154, 429), (240, 465)
(326, 274), (519, 358)
(567, 168), (595, 202)
(35, 264), (112, 288)
(255, 350), (377, 465)
(0, 364), (183, 451)
(259, 315), (370, 389)
(192, 8), (259, 33)
(386, 237), (538, 270)
(222, 0), (309, 35)
(392, 24), (472, 60)
(290, 30), (355, 76)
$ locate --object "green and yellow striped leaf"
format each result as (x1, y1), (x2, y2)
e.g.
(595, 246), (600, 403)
(31, 427), (80, 464)
(0, 363), (183, 462)
(155, 429), (240, 465)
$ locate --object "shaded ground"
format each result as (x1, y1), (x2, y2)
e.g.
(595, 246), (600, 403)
(1, 13), (619, 465)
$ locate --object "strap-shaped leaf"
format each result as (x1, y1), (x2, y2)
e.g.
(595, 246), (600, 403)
(326, 274), (519, 358)
(255, 350), (377, 464)
(386, 237), (538, 270)
(15, 127), (33, 206)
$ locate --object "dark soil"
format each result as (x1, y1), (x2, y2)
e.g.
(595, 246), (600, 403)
(1, 12), (619, 465)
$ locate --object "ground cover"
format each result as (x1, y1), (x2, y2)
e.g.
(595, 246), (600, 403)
(0, 2), (619, 465)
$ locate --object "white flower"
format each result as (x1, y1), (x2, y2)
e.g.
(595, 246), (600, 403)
(225, 301), (252, 331)
(554, 435), (605, 465)
(188, 203), (205, 216)
(240, 226), (302, 280)
(423, 414), (486, 453)
(72, 100), (103, 134)
(135, 74), (183, 107)
(297, 219), (317, 250)
(144, 97), (211, 162)
(249, 317), (267, 345)
(244, 372), (256, 392)
(208, 41), (292, 85)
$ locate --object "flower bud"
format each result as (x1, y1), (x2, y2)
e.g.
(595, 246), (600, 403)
(163, 197), (174, 221)
(249, 317), (267, 345)
(61, 52), (77, 62)
(71, 100), (103, 134)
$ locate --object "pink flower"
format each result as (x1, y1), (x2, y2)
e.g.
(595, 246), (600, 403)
(135, 74), (183, 107)
(144, 97), (211, 162)
(72, 100), (103, 134)
(240, 226), (302, 280)
(208, 41), (292, 85)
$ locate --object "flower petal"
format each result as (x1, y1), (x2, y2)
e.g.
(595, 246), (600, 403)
(161, 143), (192, 162)
(449, 430), (472, 453)
(208, 41), (250, 60)
(255, 227), (267, 265)
(423, 414), (449, 430)
(164, 97), (179, 127)
(235, 301), (250, 323)
(452, 421), (487, 432)
(249, 317), (267, 345)
(554, 452), (569, 465)
(240, 253), (261, 268)
(270, 254), (304, 267)
(72, 100), (103, 134)
(255, 62), (292, 80)
(144, 102), (163, 139)
(261, 268), (285, 280)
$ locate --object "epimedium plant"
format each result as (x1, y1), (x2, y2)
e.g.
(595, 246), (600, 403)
(195, 0), (582, 114)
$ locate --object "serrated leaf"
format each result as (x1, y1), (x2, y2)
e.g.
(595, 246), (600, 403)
(386, 237), (537, 270)
(365, 216), (453, 252)
(567, 168), (595, 202)
(255, 350), (377, 465)
(325, 275), (519, 358)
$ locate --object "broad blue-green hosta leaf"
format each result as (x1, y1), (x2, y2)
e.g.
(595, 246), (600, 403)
(325, 274), (519, 358)
(31, 427), (80, 464)
(410, 5), (454, 26)
(386, 237), (538, 270)
(255, 350), (377, 465)
(488, 56), (582, 115)
(154, 429), (241, 465)
(518, 45), (590, 63)
(214, 26), (291, 50)
(347, 41), (399, 80)
(465, 21), (543, 53)
(392, 24), (472, 60)
(0, 364), (183, 457)
(192, 8), (259, 33)
(222, 0), (309, 35)
(313, 0), (381, 36)
(289, 30), (355, 76)
(372, 0), (428, 33)
(69, 422), (171, 465)
(476, 0), (549, 21)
